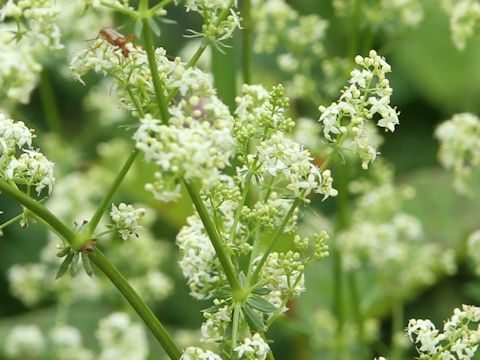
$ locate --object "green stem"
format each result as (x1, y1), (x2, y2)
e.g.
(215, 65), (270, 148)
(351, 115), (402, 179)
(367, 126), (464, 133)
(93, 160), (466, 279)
(80, 148), (140, 247)
(241, 0), (252, 84)
(148, 0), (175, 16)
(0, 180), (76, 243)
(228, 172), (252, 244)
(249, 198), (301, 286)
(183, 179), (242, 295)
(0, 212), (24, 232)
(391, 300), (404, 360)
(39, 71), (63, 135)
(231, 302), (242, 356)
(89, 248), (182, 359)
(0, 182), (181, 359)
(348, 272), (365, 355)
(100, 0), (139, 17)
(140, 5), (170, 122)
(333, 160), (350, 359)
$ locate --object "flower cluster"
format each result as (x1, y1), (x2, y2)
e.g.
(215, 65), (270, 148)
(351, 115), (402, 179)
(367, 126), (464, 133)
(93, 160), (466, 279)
(2, 313), (147, 360)
(333, 0), (424, 32)
(318, 50), (399, 169)
(252, 0), (328, 99)
(467, 229), (480, 274)
(233, 333), (270, 359)
(109, 203), (146, 241)
(0, 113), (55, 194)
(0, 0), (63, 50)
(337, 161), (456, 295)
(0, 27), (42, 104)
(96, 312), (149, 360)
(435, 112), (480, 193)
(407, 305), (480, 359)
(181, 347), (222, 360)
(184, 0), (241, 41)
(444, 0), (480, 50)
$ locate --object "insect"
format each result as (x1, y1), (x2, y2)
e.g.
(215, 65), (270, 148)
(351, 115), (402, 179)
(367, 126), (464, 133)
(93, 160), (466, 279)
(99, 27), (135, 58)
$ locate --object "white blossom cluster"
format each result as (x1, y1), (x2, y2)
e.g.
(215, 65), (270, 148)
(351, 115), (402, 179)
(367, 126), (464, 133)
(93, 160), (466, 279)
(338, 162), (456, 294)
(443, 0), (480, 50)
(2, 314), (147, 360)
(180, 346), (222, 360)
(109, 203), (146, 241)
(435, 112), (480, 193)
(407, 305), (480, 359)
(0, 113), (55, 194)
(172, 84), (331, 355)
(184, 0), (240, 41)
(333, 0), (424, 32)
(251, 0), (328, 99)
(7, 263), (51, 307)
(233, 333), (270, 360)
(0, 27), (42, 104)
(96, 312), (149, 360)
(3, 324), (94, 360)
(0, 0), (63, 50)
(467, 229), (480, 275)
(318, 50), (399, 169)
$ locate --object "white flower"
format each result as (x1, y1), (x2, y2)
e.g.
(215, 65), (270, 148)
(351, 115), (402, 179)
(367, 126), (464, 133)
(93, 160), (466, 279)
(4, 325), (46, 358)
(435, 112), (480, 193)
(180, 346), (222, 360)
(110, 203), (146, 241)
(234, 334), (270, 359)
(8, 263), (50, 306)
(318, 50), (399, 169)
(96, 312), (149, 360)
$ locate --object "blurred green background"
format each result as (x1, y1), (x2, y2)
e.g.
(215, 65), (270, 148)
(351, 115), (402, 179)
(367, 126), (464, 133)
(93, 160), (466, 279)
(2, 0), (480, 359)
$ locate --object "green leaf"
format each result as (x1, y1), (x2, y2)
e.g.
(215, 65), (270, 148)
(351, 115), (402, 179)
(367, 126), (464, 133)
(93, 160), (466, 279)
(55, 251), (74, 280)
(242, 304), (265, 332)
(239, 271), (247, 286)
(147, 17), (161, 37)
(81, 252), (94, 277)
(70, 252), (80, 278)
(252, 287), (272, 296)
(134, 19), (143, 38)
(247, 294), (277, 313)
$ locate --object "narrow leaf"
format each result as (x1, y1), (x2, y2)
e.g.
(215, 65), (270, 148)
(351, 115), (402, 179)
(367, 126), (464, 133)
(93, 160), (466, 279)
(70, 252), (80, 278)
(81, 252), (94, 277)
(55, 251), (74, 280)
(147, 17), (161, 36)
(242, 304), (265, 332)
(247, 294), (277, 313)
(252, 287), (272, 296)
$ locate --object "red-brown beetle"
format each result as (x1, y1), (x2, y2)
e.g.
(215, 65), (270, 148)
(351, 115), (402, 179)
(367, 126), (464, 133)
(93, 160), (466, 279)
(99, 27), (135, 57)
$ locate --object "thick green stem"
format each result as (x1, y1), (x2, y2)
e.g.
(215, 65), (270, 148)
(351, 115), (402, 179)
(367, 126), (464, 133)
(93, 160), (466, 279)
(333, 160), (350, 359)
(231, 302), (242, 356)
(39, 71), (63, 135)
(141, 7), (170, 122)
(81, 148), (140, 247)
(241, 0), (252, 84)
(249, 198), (300, 286)
(0, 180), (76, 243)
(183, 180), (242, 295)
(89, 248), (182, 359)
